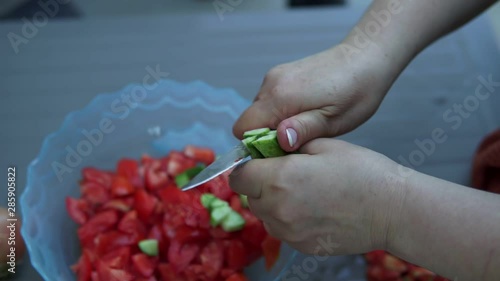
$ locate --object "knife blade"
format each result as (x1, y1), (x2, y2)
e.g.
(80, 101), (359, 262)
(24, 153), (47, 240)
(181, 143), (250, 191)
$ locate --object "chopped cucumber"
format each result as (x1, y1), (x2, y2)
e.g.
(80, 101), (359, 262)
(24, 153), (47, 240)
(252, 133), (286, 158)
(138, 239), (159, 256)
(240, 194), (249, 208)
(221, 211), (246, 232)
(243, 128), (270, 138)
(210, 205), (232, 227)
(242, 136), (264, 159)
(175, 165), (205, 187)
(201, 193), (216, 209)
(210, 198), (229, 209)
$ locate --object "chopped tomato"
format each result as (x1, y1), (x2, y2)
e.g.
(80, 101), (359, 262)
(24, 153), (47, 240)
(261, 235), (281, 270)
(132, 253), (157, 277)
(117, 158), (141, 187)
(168, 241), (200, 272)
(226, 240), (247, 270)
(66, 197), (90, 225)
(71, 250), (92, 281)
(90, 271), (99, 281)
(118, 210), (147, 240)
(158, 263), (183, 281)
(102, 246), (130, 269)
(166, 151), (197, 176)
(145, 161), (169, 191)
(101, 198), (133, 212)
(82, 167), (113, 188)
(81, 181), (110, 205)
(184, 145), (216, 165)
(95, 231), (137, 255)
(225, 273), (249, 281)
(173, 225), (210, 244)
(134, 189), (157, 221)
(229, 195), (242, 212)
(158, 186), (190, 205)
(221, 269), (237, 279)
(200, 241), (224, 279)
(111, 176), (135, 197)
(203, 176), (233, 201)
(96, 260), (134, 281)
(78, 210), (119, 244)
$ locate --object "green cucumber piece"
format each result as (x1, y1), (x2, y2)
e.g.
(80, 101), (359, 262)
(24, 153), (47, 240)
(251, 132), (286, 158)
(210, 198), (229, 209)
(240, 194), (249, 208)
(201, 193), (216, 209)
(175, 165), (205, 187)
(243, 128), (270, 138)
(221, 211), (246, 232)
(242, 136), (264, 159)
(210, 205), (232, 227)
(138, 239), (159, 256)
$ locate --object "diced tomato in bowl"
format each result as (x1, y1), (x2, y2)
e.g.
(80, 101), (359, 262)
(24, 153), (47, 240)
(66, 147), (287, 281)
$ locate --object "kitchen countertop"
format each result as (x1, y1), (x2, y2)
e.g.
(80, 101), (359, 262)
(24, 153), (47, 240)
(1, 6), (499, 281)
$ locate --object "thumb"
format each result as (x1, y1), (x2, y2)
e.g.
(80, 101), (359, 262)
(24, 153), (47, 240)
(277, 109), (332, 152)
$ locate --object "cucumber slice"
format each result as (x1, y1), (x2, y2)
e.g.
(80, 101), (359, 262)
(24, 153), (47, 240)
(201, 193), (216, 209)
(175, 165), (205, 187)
(210, 198), (229, 209)
(210, 205), (232, 227)
(243, 128), (270, 138)
(221, 211), (245, 232)
(242, 136), (264, 159)
(252, 133), (286, 158)
(239, 194), (249, 208)
(138, 239), (159, 256)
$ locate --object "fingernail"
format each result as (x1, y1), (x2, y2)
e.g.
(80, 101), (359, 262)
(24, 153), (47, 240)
(286, 128), (297, 148)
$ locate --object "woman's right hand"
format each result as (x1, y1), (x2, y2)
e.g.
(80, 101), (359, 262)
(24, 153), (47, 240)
(233, 45), (399, 151)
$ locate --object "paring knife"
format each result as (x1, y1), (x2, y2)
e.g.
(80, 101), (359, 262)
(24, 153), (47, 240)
(181, 143), (250, 191)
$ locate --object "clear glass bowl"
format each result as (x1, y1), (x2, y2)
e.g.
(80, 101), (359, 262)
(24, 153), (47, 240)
(20, 80), (298, 281)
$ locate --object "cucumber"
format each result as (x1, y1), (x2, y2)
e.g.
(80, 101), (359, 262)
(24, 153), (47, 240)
(210, 205), (232, 227)
(221, 211), (245, 232)
(201, 193), (216, 209)
(210, 198), (229, 209)
(138, 239), (159, 256)
(242, 136), (264, 159)
(239, 194), (249, 208)
(243, 128), (270, 138)
(251, 132), (286, 158)
(175, 165), (205, 187)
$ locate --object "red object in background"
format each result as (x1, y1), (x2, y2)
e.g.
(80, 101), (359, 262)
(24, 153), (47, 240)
(67, 146), (280, 281)
(472, 129), (500, 194)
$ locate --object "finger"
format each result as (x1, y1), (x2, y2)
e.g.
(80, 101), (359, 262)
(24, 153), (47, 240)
(232, 100), (283, 139)
(228, 157), (281, 199)
(299, 138), (351, 155)
(277, 108), (339, 151)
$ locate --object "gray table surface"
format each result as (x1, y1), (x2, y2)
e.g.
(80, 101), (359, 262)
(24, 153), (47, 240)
(1, 6), (499, 281)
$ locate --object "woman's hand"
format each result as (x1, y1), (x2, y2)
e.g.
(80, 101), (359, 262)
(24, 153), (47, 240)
(229, 139), (406, 255)
(233, 46), (396, 151)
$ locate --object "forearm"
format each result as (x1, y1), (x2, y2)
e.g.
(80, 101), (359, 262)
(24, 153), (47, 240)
(342, 0), (497, 84)
(388, 170), (500, 280)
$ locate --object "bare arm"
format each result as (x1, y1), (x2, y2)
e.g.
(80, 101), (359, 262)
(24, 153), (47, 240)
(343, 0), (498, 84)
(388, 169), (500, 280)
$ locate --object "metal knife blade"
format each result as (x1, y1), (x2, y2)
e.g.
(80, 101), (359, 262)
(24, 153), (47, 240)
(181, 143), (250, 191)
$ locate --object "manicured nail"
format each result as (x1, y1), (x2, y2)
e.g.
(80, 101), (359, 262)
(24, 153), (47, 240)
(286, 128), (297, 148)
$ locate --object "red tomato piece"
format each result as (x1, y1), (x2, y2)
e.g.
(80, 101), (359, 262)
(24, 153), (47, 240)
(200, 241), (224, 279)
(102, 246), (130, 269)
(184, 264), (207, 281)
(168, 241), (200, 272)
(229, 195), (242, 212)
(137, 277), (158, 281)
(90, 271), (99, 281)
(82, 167), (113, 188)
(158, 263), (185, 281)
(183, 145), (216, 165)
(203, 176), (233, 201)
(81, 181), (110, 205)
(365, 250), (386, 264)
(145, 162), (169, 191)
(134, 189), (158, 221)
(261, 235), (281, 270)
(95, 231), (137, 255)
(166, 151), (197, 176)
(383, 254), (407, 273)
(241, 221), (266, 247)
(220, 269), (236, 279)
(225, 273), (249, 281)
(101, 198), (133, 212)
(66, 197), (90, 225)
(117, 158), (140, 185)
(96, 260), (134, 281)
(118, 210), (147, 240)
(111, 176), (135, 197)
(132, 253), (157, 277)
(158, 186), (191, 205)
(71, 250), (92, 281)
(225, 240), (248, 270)
(78, 210), (119, 244)
(174, 225), (210, 244)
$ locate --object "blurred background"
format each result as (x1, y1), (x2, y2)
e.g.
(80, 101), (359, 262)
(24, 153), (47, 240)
(1, 1), (499, 280)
